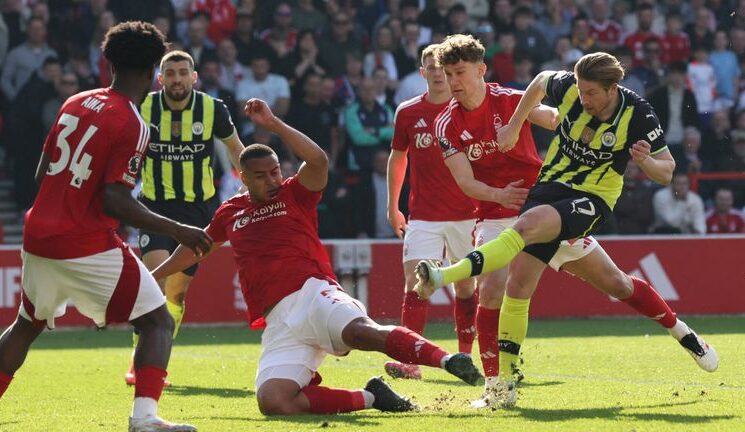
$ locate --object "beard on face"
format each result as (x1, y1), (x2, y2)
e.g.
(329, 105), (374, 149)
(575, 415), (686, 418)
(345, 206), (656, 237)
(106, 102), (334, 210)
(165, 85), (191, 101)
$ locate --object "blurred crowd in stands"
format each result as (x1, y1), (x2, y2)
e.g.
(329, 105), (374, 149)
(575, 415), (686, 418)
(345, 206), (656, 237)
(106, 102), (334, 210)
(0, 0), (744, 242)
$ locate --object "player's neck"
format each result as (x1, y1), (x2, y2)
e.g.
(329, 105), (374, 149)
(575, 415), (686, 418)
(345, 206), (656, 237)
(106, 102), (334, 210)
(110, 78), (146, 105)
(426, 89), (451, 105)
(461, 82), (486, 111)
(164, 93), (191, 111)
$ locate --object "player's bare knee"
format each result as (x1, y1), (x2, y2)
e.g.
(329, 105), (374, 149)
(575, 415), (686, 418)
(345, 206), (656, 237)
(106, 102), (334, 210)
(605, 273), (633, 300)
(505, 275), (532, 298)
(342, 317), (384, 350)
(404, 271), (419, 292)
(454, 279), (476, 298)
(257, 392), (293, 416)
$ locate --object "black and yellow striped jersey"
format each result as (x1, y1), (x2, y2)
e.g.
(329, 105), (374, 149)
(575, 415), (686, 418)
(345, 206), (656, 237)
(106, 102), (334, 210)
(540, 71), (668, 209)
(139, 90), (236, 202)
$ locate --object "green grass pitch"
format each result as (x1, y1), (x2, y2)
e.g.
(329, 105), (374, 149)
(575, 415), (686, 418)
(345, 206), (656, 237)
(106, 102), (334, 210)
(1, 316), (743, 431)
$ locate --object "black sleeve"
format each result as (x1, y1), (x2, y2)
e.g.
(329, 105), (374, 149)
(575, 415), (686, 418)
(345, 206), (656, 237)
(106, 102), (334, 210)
(213, 99), (236, 140)
(545, 71), (576, 107)
(629, 99), (667, 154)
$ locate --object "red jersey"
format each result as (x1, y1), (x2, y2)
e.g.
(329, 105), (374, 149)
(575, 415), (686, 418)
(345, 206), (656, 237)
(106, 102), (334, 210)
(434, 83), (543, 220)
(589, 19), (623, 46)
(23, 88), (149, 259)
(391, 94), (475, 221)
(705, 210), (745, 234)
(661, 33), (690, 64)
(206, 176), (337, 329)
(623, 32), (662, 66)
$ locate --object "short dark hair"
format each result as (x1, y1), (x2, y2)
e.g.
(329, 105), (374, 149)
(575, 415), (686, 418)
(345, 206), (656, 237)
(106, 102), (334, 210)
(160, 49), (195, 71)
(102, 21), (167, 71)
(240, 144), (277, 167)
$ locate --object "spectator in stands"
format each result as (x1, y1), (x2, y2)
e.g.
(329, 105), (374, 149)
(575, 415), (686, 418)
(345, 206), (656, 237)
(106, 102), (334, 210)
(236, 52), (290, 139)
(620, 0), (664, 35)
(216, 38), (248, 94)
(474, 20), (498, 67)
(730, 28), (745, 59)
(541, 36), (581, 72)
(198, 58), (239, 125)
(188, 0), (236, 45)
(372, 66), (396, 109)
(286, 72), (342, 170)
(67, 47), (98, 91)
(661, 12), (690, 65)
(184, 13), (217, 67)
(0, 17), (56, 101)
(275, 30), (326, 88)
(710, 30), (740, 110)
(539, 0), (572, 45)
(90, 9), (117, 86)
(705, 187), (745, 234)
(364, 25), (398, 81)
(8, 56), (61, 213)
(489, 0), (513, 31)
(400, 0), (432, 45)
(260, 2), (298, 63)
(293, 0), (328, 32)
(393, 19), (422, 79)
(629, 38), (665, 95)
(702, 110), (732, 163)
(648, 61), (699, 148)
(653, 171), (706, 234)
(713, 131), (745, 206)
(685, 7), (715, 53)
(614, 163), (655, 234)
(335, 50), (364, 106)
(446, 3), (472, 36)
(504, 53), (533, 91)
(42, 71), (78, 132)
(354, 148), (397, 239)
(688, 46), (717, 128)
(491, 30), (515, 85)
(319, 11), (362, 78)
(588, 0), (622, 51)
(394, 45), (427, 106)
(512, 6), (549, 67)
(232, 8), (273, 67)
(673, 126), (706, 174)
(419, 0), (451, 31)
(570, 14), (597, 54)
(623, 4), (661, 67)
(344, 77), (394, 172)
(613, 46), (645, 96)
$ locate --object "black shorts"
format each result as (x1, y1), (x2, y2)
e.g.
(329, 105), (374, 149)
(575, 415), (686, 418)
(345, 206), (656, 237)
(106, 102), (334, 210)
(138, 196), (219, 276)
(520, 182), (611, 265)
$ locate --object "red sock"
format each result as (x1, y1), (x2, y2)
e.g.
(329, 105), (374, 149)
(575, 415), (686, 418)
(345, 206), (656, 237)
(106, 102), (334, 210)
(0, 372), (12, 397)
(301, 386), (366, 414)
(476, 305), (500, 377)
(401, 291), (428, 335)
(134, 366), (168, 401)
(384, 326), (448, 368)
(623, 276), (677, 328)
(454, 294), (477, 353)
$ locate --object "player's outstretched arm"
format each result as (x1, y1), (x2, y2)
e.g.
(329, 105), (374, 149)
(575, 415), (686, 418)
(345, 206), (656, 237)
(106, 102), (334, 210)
(244, 98), (328, 191)
(103, 183), (213, 256)
(387, 149), (408, 238)
(444, 153), (528, 210)
(152, 242), (223, 281)
(499, 71), (554, 152)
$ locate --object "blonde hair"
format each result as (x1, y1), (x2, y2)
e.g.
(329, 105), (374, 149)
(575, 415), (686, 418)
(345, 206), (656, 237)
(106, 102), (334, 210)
(573, 52), (624, 90)
(434, 34), (485, 66)
(421, 43), (439, 67)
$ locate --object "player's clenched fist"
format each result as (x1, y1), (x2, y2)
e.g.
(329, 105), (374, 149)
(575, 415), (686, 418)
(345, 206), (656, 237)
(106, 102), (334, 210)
(629, 139), (652, 164)
(244, 98), (279, 130)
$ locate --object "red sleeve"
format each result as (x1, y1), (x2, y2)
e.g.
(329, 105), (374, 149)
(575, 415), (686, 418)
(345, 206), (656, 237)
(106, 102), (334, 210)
(436, 114), (463, 160)
(391, 106), (410, 151)
(205, 202), (232, 243)
(286, 176), (322, 210)
(104, 114), (148, 188)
